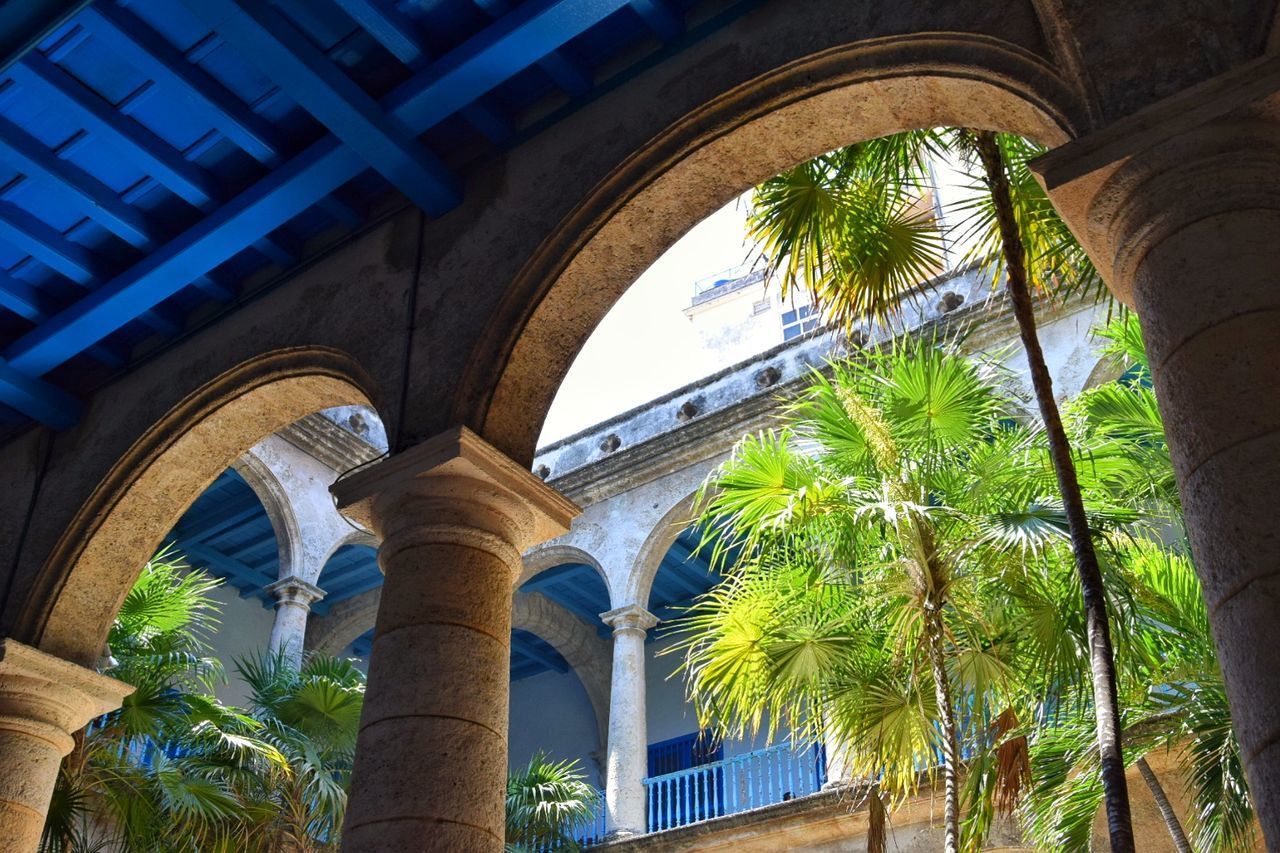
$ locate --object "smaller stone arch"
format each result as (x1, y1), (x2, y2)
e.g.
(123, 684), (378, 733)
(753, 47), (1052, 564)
(307, 586), (381, 657)
(626, 490), (700, 610)
(231, 448), (303, 585)
(518, 542), (610, 596)
(512, 591), (613, 753)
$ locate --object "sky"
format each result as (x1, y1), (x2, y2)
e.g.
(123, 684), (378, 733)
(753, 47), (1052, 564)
(537, 194), (756, 445)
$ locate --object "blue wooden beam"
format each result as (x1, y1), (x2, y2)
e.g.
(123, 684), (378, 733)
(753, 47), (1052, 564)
(0, 269), (50, 323)
(13, 55), (218, 208)
(3, 0), (630, 377)
(172, 497), (263, 544)
(180, 539), (273, 587)
(0, 355), (82, 428)
(0, 270), (126, 367)
(178, 0), (461, 216)
(515, 637), (570, 673)
(333, 0), (513, 143)
(0, 200), (106, 284)
(320, 571), (383, 603)
(628, 0), (682, 40)
(472, 0), (593, 96)
(0, 114), (157, 248)
(0, 0), (91, 74)
(83, 3), (285, 166)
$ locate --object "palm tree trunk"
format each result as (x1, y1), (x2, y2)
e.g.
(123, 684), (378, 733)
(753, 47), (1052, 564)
(1136, 756), (1193, 853)
(972, 130), (1135, 852)
(922, 600), (961, 853)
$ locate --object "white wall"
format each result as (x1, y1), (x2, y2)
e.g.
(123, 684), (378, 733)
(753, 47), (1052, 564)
(509, 668), (604, 789)
(204, 582), (276, 707)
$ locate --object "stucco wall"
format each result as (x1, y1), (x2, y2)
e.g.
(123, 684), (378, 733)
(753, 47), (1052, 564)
(509, 668), (604, 789)
(203, 581), (275, 707)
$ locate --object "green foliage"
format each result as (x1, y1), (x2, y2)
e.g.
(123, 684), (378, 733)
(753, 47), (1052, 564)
(41, 551), (366, 853)
(676, 342), (1094, 849)
(749, 130), (1105, 338)
(678, 329), (1254, 851)
(505, 752), (600, 852)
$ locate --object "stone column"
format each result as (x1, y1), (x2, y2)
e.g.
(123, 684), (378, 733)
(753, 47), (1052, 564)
(600, 603), (658, 837)
(265, 576), (325, 668)
(0, 638), (133, 852)
(332, 427), (578, 852)
(1034, 83), (1280, 844)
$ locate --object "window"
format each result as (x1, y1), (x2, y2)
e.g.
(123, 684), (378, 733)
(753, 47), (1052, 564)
(781, 304), (818, 340)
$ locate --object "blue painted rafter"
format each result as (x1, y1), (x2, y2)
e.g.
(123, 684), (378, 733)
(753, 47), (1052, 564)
(0, 113), (156, 248)
(471, 0), (592, 96)
(628, 0), (682, 40)
(332, 0), (513, 143)
(180, 539), (273, 590)
(513, 634), (570, 673)
(83, 3), (285, 166)
(13, 56), (217, 208)
(1, 0), (634, 381)
(0, 355), (82, 428)
(178, 0), (461, 216)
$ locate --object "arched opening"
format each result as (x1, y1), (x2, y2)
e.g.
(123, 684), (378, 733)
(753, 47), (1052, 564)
(19, 348), (378, 667)
(461, 36), (1085, 461)
(509, 560), (614, 789)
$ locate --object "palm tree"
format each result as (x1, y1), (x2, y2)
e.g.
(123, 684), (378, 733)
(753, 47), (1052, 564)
(42, 550), (286, 852)
(505, 752), (600, 852)
(748, 129), (1134, 850)
(234, 651), (366, 850)
(677, 342), (1089, 851)
(1018, 316), (1255, 852)
(41, 552), (368, 853)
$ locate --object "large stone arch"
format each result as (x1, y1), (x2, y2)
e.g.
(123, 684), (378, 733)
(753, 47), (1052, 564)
(458, 32), (1087, 461)
(13, 347), (378, 666)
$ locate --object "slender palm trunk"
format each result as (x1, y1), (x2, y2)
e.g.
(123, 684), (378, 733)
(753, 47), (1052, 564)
(921, 599), (961, 853)
(972, 130), (1134, 852)
(1136, 756), (1193, 853)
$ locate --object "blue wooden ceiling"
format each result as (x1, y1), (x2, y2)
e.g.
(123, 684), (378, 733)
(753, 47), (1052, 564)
(0, 0), (740, 437)
(170, 467), (723, 680)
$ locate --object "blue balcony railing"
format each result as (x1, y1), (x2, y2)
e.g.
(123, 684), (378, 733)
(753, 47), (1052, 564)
(643, 743), (827, 833)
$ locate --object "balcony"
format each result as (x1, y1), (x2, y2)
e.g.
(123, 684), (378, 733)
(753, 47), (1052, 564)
(644, 743), (827, 833)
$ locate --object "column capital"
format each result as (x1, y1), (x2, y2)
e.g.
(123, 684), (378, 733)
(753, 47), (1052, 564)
(265, 575), (326, 609)
(331, 426), (578, 552)
(600, 604), (658, 634)
(0, 638), (133, 753)
(1031, 55), (1280, 305)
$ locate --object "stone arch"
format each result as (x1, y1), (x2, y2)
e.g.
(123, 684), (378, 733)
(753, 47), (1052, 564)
(307, 586), (381, 658)
(460, 33), (1087, 461)
(518, 542), (610, 594)
(512, 591), (612, 753)
(627, 490), (700, 610)
(17, 348), (378, 666)
(231, 449), (303, 587)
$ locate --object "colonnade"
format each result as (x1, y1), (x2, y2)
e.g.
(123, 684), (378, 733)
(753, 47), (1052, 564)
(0, 99), (1279, 852)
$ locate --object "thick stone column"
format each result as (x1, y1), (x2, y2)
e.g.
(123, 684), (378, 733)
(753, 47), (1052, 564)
(1034, 71), (1280, 845)
(266, 576), (325, 667)
(332, 427), (577, 852)
(600, 603), (658, 837)
(0, 639), (133, 852)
